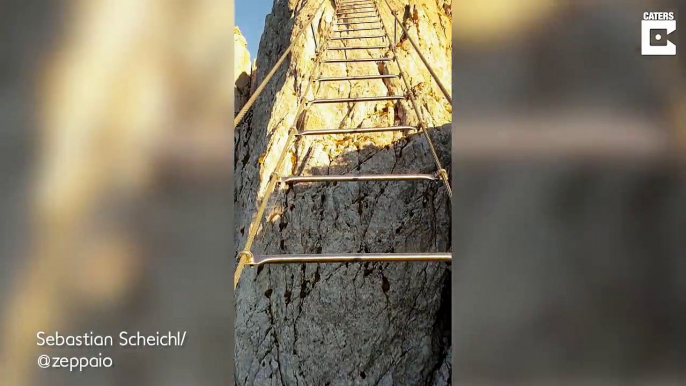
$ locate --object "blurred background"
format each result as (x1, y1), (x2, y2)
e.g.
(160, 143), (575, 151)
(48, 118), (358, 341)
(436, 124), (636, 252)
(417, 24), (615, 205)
(452, 0), (685, 384)
(2, 0), (686, 385)
(0, 0), (234, 384)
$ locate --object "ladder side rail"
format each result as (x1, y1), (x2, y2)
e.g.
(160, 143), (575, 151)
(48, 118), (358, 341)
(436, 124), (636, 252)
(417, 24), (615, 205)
(378, 0), (452, 105)
(234, 12), (335, 289)
(375, 0), (453, 198)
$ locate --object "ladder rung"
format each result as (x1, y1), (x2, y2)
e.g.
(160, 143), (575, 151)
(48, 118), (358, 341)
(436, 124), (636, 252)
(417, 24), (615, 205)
(333, 27), (383, 32)
(338, 8), (375, 12)
(338, 1), (374, 5)
(339, 2), (374, 6)
(336, 9), (376, 18)
(309, 95), (403, 104)
(324, 57), (391, 63)
(338, 8), (376, 12)
(282, 174), (437, 183)
(337, 10), (376, 15)
(335, 21), (381, 26)
(327, 45), (387, 50)
(338, 6), (376, 10)
(297, 126), (415, 135)
(331, 35), (384, 40)
(337, 14), (376, 19)
(248, 253), (452, 265)
(337, 15), (378, 20)
(316, 74), (398, 81)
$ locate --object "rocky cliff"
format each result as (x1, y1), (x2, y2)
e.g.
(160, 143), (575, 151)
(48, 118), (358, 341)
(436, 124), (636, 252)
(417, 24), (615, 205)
(234, 0), (452, 384)
(234, 27), (252, 111)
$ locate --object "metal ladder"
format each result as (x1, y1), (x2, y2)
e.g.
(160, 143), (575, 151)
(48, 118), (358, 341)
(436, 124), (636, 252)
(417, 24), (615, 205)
(235, 0), (452, 288)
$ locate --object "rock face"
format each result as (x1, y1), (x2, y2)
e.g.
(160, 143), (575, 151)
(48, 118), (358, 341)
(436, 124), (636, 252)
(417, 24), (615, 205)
(235, 26), (252, 112)
(234, 0), (452, 384)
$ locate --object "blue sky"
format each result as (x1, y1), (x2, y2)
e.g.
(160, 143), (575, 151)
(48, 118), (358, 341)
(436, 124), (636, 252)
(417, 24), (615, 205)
(236, 0), (274, 58)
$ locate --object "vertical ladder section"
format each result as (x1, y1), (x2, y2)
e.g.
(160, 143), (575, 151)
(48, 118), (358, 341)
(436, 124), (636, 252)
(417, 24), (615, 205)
(235, 0), (452, 288)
